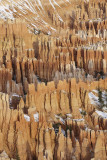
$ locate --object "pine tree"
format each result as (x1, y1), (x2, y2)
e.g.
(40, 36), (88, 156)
(105, 89), (107, 108)
(16, 149), (20, 160)
(98, 87), (104, 110)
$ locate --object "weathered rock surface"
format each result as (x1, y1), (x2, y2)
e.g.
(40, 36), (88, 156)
(0, 0), (106, 160)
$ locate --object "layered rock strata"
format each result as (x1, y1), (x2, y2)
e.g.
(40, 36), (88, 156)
(0, 0), (107, 160)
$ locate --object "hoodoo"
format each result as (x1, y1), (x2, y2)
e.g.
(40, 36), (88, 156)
(0, 0), (107, 159)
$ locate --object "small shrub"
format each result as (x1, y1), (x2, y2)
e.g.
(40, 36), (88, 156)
(97, 87), (104, 110)
(81, 110), (87, 116)
(16, 149), (20, 160)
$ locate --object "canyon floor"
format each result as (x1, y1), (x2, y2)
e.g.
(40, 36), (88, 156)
(0, 0), (107, 160)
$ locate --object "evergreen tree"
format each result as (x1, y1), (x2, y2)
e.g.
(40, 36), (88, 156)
(105, 89), (107, 108)
(98, 87), (104, 110)
(16, 149), (20, 160)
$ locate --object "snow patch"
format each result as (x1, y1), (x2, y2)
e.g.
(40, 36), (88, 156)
(55, 115), (65, 124)
(96, 110), (107, 119)
(60, 117), (65, 124)
(61, 128), (65, 136)
(72, 119), (84, 122)
(89, 90), (107, 108)
(34, 113), (39, 122)
(66, 113), (72, 117)
(88, 92), (99, 105)
(24, 115), (30, 122)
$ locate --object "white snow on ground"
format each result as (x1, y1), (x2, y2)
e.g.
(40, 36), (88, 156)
(79, 108), (82, 112)
(34, 112), (39, 122)
(60, 117), (65, 124)
(0, 0), (70, 33)
(89, 90), (107, 117)
(96, 110), (107, 119)
(61, 128), (65, 136)
(24, 113), (39, 122)
(66, 113), (72, 117)
(55, 115), (65, 124)
(72, 119), (84, 122)
(24, 114), (30, 121)
(55, 115), (60, 119)
(88, 92), (99, 105)
(0, 3), (14, 20)
(12, 93), (21, 97)
(89, 90), (107, 108)
(55, 114), (84, 122)
(80, 40), (107, 51)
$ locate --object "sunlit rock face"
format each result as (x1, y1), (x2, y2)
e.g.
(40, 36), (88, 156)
(0, 0), (107, 160)
(0, 0), (71, 34)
